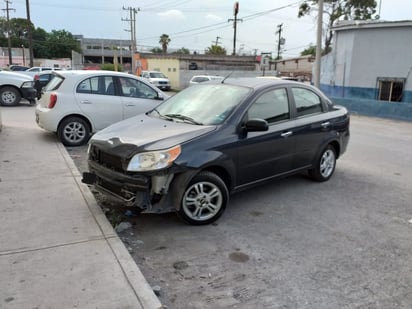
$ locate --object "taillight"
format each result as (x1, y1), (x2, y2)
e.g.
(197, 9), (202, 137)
(34, 74), (40, 80)
(48, 94), (57, 108)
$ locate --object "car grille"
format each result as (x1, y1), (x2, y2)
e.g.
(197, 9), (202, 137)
(89, 145), (125, 173)
(158, 81), (167, 85)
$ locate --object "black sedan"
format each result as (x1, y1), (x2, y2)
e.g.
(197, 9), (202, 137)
(82, 78), (350, 225)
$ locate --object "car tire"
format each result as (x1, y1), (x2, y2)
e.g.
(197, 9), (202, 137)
(308, 145), (336, 182)
(0, 86), (21, 106)
(178, 171), (228, 225)
(57, 116), (90, 146)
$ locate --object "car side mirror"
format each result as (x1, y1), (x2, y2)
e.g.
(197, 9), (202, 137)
(157, 93), (165, 100)
(244, 118), (269, 132)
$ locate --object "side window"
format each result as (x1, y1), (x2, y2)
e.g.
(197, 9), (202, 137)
(119, 77), (158, 99)
(77, 78), (92, 93)
(77, 76), (114, 95)
(292, 87), (322, 117)
(248, 88), (289, 124)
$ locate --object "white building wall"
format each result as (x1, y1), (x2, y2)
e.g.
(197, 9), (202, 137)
(334, 31), (354, 88)
(346, 26), (412, 90)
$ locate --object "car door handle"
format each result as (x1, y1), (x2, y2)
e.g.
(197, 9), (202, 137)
(321, 121), (330, 128)
(80, 100), (91, 104)
(281, 131), (293, 138)
(125, 103), (136, 107)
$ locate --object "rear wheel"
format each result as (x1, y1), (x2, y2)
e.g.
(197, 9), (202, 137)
(178, 171), (228, 225)
(57, 116), (90, 146)
(308, 145), (336, 182)
(0, 86), (21, 106)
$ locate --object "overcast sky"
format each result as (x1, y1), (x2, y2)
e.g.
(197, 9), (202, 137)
(7, 0), (412, 58)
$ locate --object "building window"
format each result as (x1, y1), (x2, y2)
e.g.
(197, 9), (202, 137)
(377, 78), (405, 102)
(173, 68), (176, 72)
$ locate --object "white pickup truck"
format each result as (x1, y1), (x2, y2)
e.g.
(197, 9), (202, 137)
(0, 71), (37, 106)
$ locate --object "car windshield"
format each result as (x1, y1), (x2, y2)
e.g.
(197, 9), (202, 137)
(149, 72), (166, 78)
(154, 84), (251, 125)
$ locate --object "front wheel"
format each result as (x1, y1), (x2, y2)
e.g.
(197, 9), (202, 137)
(57, 116), (90, 146)
(178, 171), (229, 225)
(308, 145), (336, 182)
(0, 86), (21, 106)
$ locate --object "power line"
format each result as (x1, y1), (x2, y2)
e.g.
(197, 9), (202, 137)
(139, 2), (300, 41)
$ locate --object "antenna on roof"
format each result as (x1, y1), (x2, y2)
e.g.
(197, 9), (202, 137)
(221, 71), (233, 84)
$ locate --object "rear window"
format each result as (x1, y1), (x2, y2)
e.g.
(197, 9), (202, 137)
(149, 72), (166, 78)
(192, 77), (209, 83)
(44, 75), (64, 91)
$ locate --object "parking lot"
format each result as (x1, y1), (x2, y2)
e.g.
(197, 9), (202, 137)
(67, 114), (412, 309)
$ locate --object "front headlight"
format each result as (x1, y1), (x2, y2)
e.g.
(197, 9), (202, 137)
(127, 145), (181, 172)
(21, 81), (35, 88)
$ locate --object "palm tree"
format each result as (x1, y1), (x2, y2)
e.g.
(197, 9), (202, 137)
(159, 34), (171, 54)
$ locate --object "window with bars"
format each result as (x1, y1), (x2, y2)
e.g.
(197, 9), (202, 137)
(377, 78), (405, 102)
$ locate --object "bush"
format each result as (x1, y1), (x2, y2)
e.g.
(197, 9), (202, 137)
(100, 63), (123, 72)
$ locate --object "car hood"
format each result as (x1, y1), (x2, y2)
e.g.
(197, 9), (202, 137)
(0, 71), (33, 82)
(90, 113), (216, 153)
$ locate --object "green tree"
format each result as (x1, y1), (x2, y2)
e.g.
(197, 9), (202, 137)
(205, 45), (226, 55)
(159, 34), (171, 54)
(32, 27), (49, 58)
(0, 17), (81, 59)
(174, 47), (190, 54)
(298, 0), (377, 53)
(300, 44), (316, 56)
(150, 47), (163, 54)
(0, 17), (35, 50)
(45, 30), (81, 58)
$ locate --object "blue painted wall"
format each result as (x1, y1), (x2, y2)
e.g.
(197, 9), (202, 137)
(330, 96), (412, 122)
(321, 84), (412, 103)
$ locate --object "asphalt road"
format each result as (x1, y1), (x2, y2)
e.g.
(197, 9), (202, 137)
(67, 114), (412, 309)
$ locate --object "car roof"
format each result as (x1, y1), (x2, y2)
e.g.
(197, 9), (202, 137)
(216, 77), (302, 90)
(54, 70), (138, 78)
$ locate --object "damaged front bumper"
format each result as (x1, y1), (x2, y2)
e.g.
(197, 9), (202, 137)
(82, 161), (195, 214)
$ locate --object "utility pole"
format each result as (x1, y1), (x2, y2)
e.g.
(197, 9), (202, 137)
(276, 23), (283, 60)
(122, 7), (139, 73)
(274, 23), (284, 71)
(212, 36), (221, 46)
(228, 1), (242, 56)
(3, 0), (15, 65)
(314, 0), (323, 88)
(25, 0), (33, 67)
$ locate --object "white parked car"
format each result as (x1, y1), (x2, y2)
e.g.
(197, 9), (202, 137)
(26, 66), (62, 72)
(35, 70), (168, 146)
(19, 67), (62, 78)
(0, 71), (37, 106)
(140, 70), (171, 91)
(189, 75), (224, 85)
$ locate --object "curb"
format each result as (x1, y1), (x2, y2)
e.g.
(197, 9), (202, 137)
(56, 142), (163, 309)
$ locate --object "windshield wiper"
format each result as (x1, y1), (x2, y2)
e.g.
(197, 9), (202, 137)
(164, 114), (203, 125)
(149, 108), (174, 121)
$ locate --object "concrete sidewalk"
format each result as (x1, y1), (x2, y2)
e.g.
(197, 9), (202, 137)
(0, 105), (162, 309)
